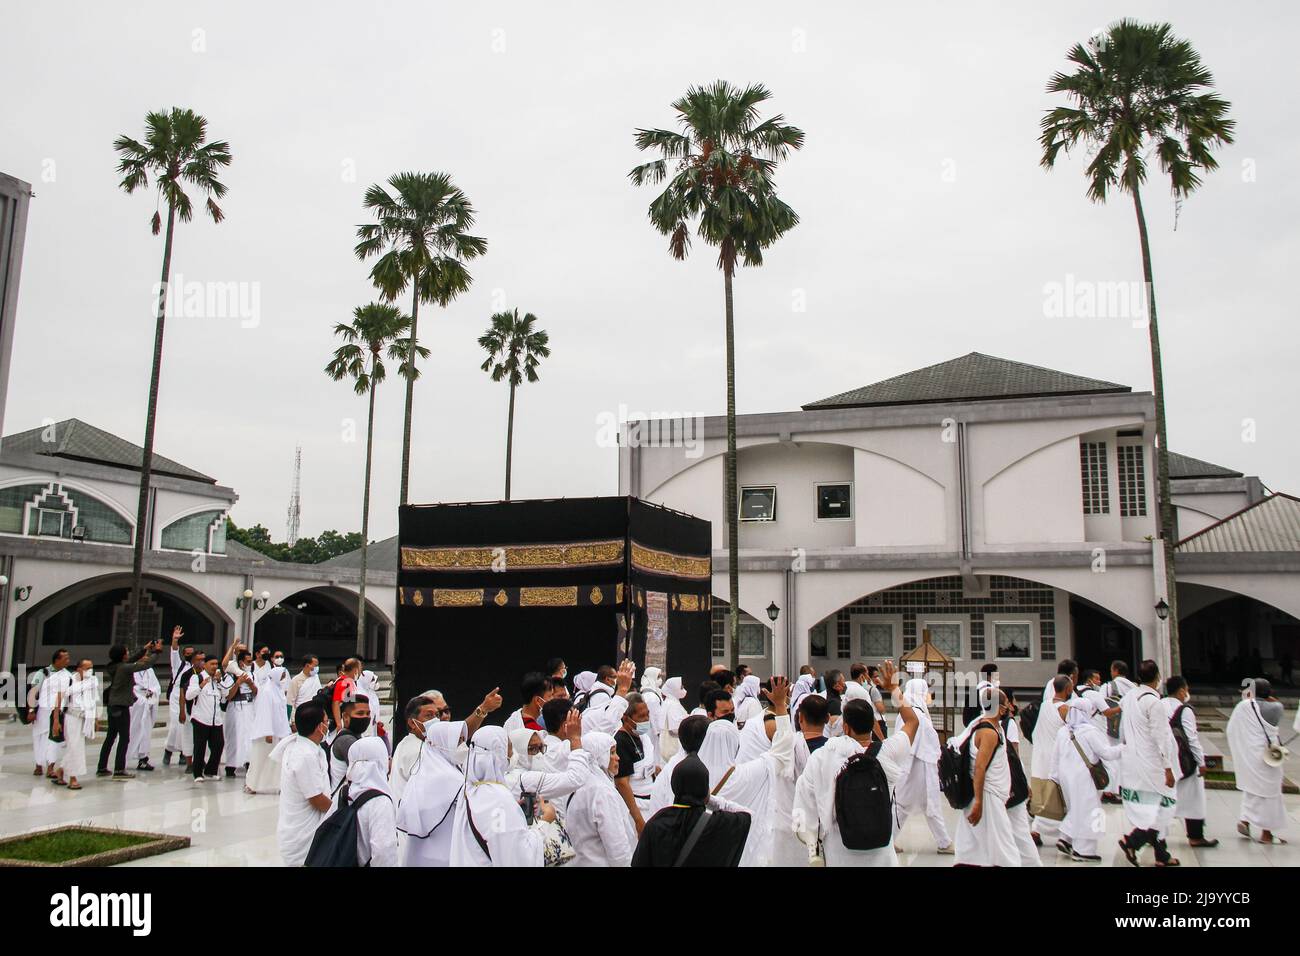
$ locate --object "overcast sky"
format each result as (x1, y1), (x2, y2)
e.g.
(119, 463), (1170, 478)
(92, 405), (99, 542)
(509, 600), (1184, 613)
(2, 1), (1295, 542)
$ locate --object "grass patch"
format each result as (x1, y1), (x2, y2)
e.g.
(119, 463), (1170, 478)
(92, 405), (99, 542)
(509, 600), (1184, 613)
(0, 829), (155, 864)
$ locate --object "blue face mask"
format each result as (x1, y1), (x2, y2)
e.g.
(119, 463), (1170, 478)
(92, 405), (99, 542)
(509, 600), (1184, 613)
(635, 721), (652, 736)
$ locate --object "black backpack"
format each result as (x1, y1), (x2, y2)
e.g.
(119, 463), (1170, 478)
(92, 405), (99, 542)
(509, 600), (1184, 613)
(939, 720), (1001, 810)
(833, 751), (893, 850)
(573, 687), (610, 714)
(1001, 716), (1030, 808)
(312, 681), (338, 726)
(1019, 700), (1040, 743)
(1169, 703), (1198, 780)
(304, 789), (389, 867)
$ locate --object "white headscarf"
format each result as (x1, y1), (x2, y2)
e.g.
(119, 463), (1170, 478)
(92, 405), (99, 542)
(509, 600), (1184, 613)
(789, 674), (816, 715)
(465, 726), (510, 786)
(697, 719), (741, 791)
(737, 710), (773, 763)
(346, 735), (391, 801)
(640, 667), (663, 694)
(396, 719), (466, 839)
(509, 727), (543, 771)
(581, 731), (618, 788)
(1065, 695), (1097, 730)
(573, 671), (596, 695)
(662, 676), (687, 700)
(733, 674), (760, 704)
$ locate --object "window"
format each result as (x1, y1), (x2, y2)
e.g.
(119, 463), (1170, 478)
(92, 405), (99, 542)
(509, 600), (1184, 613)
(858, 621), (893, 657)
(1117, 445), (1147, 517)
(1079, 441), (1109, 515)
(924, 622), (962, 658)
(0, 482), (132, 544)
(161, 509), (227, 553)
(710, 608), (727, 658)
(37, 507), (70, 537)
(816, 482), (852, 520)
(738, 621), (767, 658)
(993, 621), (1033, 660)
(809, 621), (829, 657)
(739, 485), (776, 522)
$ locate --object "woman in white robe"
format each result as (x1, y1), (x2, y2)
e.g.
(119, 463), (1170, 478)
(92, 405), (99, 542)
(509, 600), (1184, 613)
(449, 726), (545, 867)
(789, 674), (816, 720)
(1226, 694), (1288, 842)
(733, 675), (763, 727)
(246, 663), (292, 793)
(952, 704), (1019, 867)
(128, 666), (161, 767)
(62, 662), (98, 789)
(696, 711), (793, 866)
(1051, 697), (1120, 860)
(658, 677), (688, 762)
(398, 720), (468, 867)
(344, 736), (398, 866)
(891, 678), (953, 853)
(564, 731), (637, 866)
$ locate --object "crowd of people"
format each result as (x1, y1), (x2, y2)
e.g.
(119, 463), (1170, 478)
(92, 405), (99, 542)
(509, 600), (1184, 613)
(21, 640), (1295, 867)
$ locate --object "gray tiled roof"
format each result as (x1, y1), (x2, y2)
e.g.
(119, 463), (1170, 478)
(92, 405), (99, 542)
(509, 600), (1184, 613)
(1167, 451), (1243, 480)
(802, 352), (1130, 410)
(319, 534), (399, 572)
(1177, 494), (1300, 554)
(0, 418), (215, 483)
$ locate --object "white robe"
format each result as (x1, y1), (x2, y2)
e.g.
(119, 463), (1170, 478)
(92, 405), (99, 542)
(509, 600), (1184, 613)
(1162, 697), (1207, 821)
(222, 665), (255, 769)
(699, 715), (794, 867)
(397, 722), (469, 867)
(892, 698), (951, 849)
(953, 720), (1019, 867)
(1119, 686), (1177, 833)
(164, 648), (189, 754)
(794, 732), (912, 866)
(1029, 697), (1070, 838)
(36, 669), (72, 769)
(564, 734), (637, 867)
(275, 735), (330, 866)
(128, 667), (161, 761)
(1226, 698), (1287, 833)
(1051, 718), (1121, 855)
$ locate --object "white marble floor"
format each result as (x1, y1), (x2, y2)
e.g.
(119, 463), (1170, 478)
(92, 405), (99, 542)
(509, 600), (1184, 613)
(1, 713), (1295, 867)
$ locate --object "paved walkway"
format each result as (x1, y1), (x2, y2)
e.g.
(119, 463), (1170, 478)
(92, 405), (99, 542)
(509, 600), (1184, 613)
(0, 711), (1295, 867)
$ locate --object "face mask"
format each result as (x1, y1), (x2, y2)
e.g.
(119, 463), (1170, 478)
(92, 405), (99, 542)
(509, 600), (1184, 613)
(635, 721), (652, 736)
(272, 657), (284, 667)
(718, 713), (735, 723)
(419, 716), (440, 740)
(348, 716), (371, 736)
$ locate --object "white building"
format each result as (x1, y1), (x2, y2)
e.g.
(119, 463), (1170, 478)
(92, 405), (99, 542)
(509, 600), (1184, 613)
(0, 419), (396, 675)
(619, 352), (1300, 690)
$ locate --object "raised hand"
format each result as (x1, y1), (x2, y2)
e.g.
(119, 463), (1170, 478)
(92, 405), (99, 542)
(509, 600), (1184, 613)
(615, 659), (636, 693)
(562, 708), (583, 748)
(480, 687), (503, 714)
(768, 674), (791, 712)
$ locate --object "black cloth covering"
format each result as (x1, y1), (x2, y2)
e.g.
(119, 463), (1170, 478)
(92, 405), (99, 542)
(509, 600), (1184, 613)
(631, 755), (750, 867)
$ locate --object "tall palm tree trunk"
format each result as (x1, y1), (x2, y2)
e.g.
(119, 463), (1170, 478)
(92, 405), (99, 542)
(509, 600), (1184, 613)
(1132, 186), (1180, 674)
(723, 266), (740, 669)
(399, 272), (420, 506)
(504, 381), (516, 500)
(357, 378), (376, 655)
(127, 202), (176, 645)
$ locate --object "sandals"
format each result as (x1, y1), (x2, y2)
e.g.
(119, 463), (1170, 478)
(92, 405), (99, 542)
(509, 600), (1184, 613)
(1118, 837), (1140, 867)
(67, 782), (82, 791)
(1188, 838), (1219, 848)
(1155, 857), (1181, 867)
(1237, 821), (1251, 838)
(1255, 833), (1288, 845)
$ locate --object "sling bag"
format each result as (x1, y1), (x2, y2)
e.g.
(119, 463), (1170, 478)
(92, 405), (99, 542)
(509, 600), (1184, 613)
(672, 808), (713, 867)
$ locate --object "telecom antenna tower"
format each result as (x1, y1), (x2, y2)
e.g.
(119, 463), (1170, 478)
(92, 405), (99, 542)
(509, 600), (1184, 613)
(286, 444), (302, 546)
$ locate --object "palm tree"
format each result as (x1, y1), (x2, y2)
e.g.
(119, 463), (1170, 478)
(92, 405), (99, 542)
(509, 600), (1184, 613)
(1040, 20), (1234, 674)
(355, 172), (487, 505)
(326, 303), (422, 652)
(478, 309), (551, 499)
(630, 81), (803, 667)
(114, 108), (231, 644)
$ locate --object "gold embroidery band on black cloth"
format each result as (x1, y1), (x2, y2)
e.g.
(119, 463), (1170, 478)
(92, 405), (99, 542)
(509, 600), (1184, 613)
(399, 584), (710, 611)
(401, 539), (624, 572)
(629, 542), (711, 580)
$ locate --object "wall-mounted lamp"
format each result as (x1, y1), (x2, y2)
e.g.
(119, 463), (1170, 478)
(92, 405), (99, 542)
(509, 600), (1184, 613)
(766, 601), (780, 623)
(14, 585), (33, 602)
(237, 588), (271, 610)
(1154, 599), (1170, 622)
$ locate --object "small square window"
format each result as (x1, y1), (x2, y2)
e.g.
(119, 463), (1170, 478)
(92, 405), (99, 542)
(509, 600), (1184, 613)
(738, 621), (766, 657)
(816, 483), (852, 520)
(994, 622), (1032, 660)
(925, 622), (962, 658)
(858, 622), (893, 657)
(739, 486), (777, 522)
(37, 509), (68, 537)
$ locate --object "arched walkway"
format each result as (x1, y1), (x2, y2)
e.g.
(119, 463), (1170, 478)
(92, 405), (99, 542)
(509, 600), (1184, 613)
(251, 586), (392, 664)
(1177, 581), (1300, 688)
(14, 572), (233, 669)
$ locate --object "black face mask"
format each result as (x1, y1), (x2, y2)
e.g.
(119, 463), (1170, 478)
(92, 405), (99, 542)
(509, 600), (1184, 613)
(717, 713), (735, 723)
(348, 717), (371, 736)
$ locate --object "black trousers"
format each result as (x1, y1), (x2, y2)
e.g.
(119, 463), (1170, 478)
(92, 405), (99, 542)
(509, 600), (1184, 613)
(97, 705), (132, 773)
(1185, 817), (1206, 840)
(191, 720), (224, 778)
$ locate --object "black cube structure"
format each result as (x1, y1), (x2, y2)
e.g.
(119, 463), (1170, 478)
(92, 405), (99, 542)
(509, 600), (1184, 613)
(395, 496), (713, 732)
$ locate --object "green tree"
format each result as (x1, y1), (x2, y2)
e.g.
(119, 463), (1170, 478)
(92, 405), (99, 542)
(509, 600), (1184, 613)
(1040, 20), (1234, 673)
(478, 309), (551, 499)
(630, 81), (803, 667)
(355, 172), (487, 505)
(114, 108), (232, 643)
(326, 303), (420, 651)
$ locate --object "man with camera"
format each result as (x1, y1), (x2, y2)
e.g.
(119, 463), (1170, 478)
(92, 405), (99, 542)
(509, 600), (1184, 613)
(97, 639), (161, 780)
